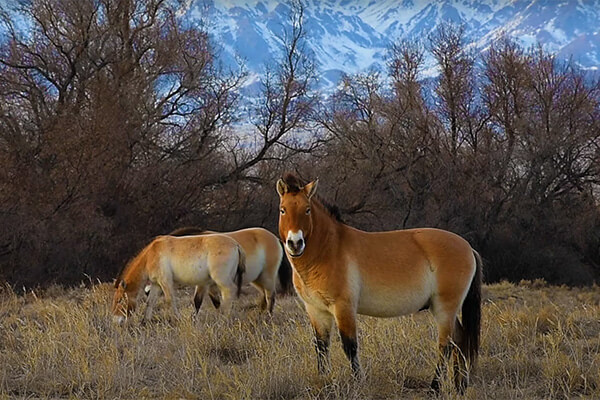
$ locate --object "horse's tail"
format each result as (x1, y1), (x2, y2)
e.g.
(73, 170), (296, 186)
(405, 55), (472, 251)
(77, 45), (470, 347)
(461, 249), (483, 369)
(277, 244), (293, 295)
(235, 245), (246, 298)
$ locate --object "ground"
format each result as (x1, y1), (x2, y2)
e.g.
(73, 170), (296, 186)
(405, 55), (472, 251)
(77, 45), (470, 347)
(0, 279), (599, 399)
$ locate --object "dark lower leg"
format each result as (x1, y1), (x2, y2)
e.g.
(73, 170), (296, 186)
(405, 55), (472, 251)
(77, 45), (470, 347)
(193, 287), (204, 313)
(314, 330), (331, 374)
(453, 320), (468, 393)
(454, 350), (468, 394)
(340, 332), (360, 377)
(208, 285), (221, 309)
(307, 306), (334, 375)
(431, 344), (452, 392)
(268, 292), (275, 314)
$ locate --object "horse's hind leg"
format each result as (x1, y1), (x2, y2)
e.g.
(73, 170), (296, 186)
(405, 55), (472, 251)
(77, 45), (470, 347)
(262, 280), (276, 314)
(252, 281), (275, 314)
(207, 284), (221, 309)
(251, 283), (268, 310)
(453, 319), (469, 393)
(431, 309), (464, 392)
(216, 284), (235, 314)
(266, 289), (275, 314)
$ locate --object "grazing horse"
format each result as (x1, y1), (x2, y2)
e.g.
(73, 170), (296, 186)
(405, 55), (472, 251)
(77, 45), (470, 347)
(168, 227), (292, 314)
(276, 173), (482, 392)
(112, 234), (246, 324)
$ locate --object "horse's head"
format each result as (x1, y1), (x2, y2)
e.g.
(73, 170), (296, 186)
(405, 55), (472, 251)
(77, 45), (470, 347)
(112, 279), (136, 325)
(276, 176), (319, 258)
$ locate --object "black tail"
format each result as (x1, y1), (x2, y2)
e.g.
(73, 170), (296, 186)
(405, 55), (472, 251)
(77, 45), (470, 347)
(277, 244), (293, 295)
(236, 246), (246, 298)
(461, 250), (483, 369)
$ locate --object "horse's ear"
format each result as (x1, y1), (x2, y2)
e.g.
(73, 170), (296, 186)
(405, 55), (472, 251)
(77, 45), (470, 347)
(276, 179), (288, 197)
(304, 179), (319, 200)
(119, 280), (127, 289)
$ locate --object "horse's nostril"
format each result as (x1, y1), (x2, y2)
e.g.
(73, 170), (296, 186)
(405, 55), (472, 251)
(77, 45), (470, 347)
(299, 239), (304, 246)
(287, 239), (294, 248)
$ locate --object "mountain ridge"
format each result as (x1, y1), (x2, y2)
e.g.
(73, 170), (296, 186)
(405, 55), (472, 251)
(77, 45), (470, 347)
(186, 0), (600, 86)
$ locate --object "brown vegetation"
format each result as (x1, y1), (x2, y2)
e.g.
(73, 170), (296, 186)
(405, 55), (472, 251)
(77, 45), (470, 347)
(0, 281), (599, 399)
(0, 1), (599, 288)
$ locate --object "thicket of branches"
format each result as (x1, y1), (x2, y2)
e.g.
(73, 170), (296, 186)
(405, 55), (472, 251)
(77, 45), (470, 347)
(0, 0), (598, 287)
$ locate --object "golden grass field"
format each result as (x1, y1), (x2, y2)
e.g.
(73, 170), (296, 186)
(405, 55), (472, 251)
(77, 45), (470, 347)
(0, 279), (599, 399)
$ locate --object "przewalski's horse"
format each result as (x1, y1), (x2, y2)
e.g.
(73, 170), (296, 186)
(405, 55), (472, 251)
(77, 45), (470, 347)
(112, 234), (246, 324)
(168, 227), (292, 314)
(276, 173), (482, 392)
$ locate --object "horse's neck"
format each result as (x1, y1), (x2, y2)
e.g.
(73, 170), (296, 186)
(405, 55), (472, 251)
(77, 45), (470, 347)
(123, 258), (148, 294)
(294, 204), (341, 276)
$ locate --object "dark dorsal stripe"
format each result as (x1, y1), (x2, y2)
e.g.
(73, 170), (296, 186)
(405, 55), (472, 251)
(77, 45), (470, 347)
(169, 227), (208, 236)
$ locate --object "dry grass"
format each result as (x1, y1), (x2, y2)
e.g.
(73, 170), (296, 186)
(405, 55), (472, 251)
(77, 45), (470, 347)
(1, 280), (599, 399)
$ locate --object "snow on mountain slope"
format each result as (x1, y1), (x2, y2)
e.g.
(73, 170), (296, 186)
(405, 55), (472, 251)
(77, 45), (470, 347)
(186, 0), (600, 85)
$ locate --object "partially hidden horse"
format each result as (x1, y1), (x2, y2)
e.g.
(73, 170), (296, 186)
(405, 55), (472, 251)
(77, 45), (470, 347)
(276, 173), (482, 392)
(168, 227), (292, 314)
(112, 234), (246, 324)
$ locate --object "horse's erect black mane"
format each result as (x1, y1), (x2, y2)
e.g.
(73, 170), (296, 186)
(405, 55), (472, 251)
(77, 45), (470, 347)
(282, 173), (343, 223)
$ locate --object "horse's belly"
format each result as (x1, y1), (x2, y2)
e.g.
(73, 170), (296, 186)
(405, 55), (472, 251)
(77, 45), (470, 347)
(172, 263), (210, 286)
(242, 250), (265, 284)
(357, 288), (430, 318)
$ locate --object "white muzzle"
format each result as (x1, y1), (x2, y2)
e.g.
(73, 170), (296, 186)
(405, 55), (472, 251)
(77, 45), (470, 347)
(286, 230), (305, 257)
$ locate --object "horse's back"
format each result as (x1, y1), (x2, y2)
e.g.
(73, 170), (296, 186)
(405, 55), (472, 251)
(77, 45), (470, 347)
(227, 228), (281, 254)
(151, 234), (240, 285)
(407, 228), (476, 298)
(350, 227), (474, 274)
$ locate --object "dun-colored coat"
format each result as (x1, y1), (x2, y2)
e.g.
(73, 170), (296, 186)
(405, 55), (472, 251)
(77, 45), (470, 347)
(169, 227), (291, 313)
(276, 173), (482, 392)
(112, 234), (246, 324)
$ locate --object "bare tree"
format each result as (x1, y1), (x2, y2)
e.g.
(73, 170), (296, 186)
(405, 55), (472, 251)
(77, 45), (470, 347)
(224, 0), (319, 184)
(0, 0), (245, 286)
(429, 22), (481, 158)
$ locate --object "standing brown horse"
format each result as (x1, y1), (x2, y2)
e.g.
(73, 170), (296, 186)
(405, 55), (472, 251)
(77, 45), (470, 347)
(276, 173), (482, 392)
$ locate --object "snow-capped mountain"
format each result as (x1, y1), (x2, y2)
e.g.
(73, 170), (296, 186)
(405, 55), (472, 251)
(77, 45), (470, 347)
(185, 0), (600, 86)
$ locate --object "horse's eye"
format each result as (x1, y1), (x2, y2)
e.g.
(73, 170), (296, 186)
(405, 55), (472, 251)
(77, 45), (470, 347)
(280, 209), (285, 215)
(306, 207), (311, 215)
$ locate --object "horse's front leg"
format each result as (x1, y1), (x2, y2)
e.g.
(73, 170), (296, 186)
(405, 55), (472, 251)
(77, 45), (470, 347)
(158, 278), (180, 320)
(333, 301), (361, 377)
(252, 281), (276, 314)
(207, 284), (222, 309)
(142, 283), (162, 324)
(305, 303), (334, 375)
